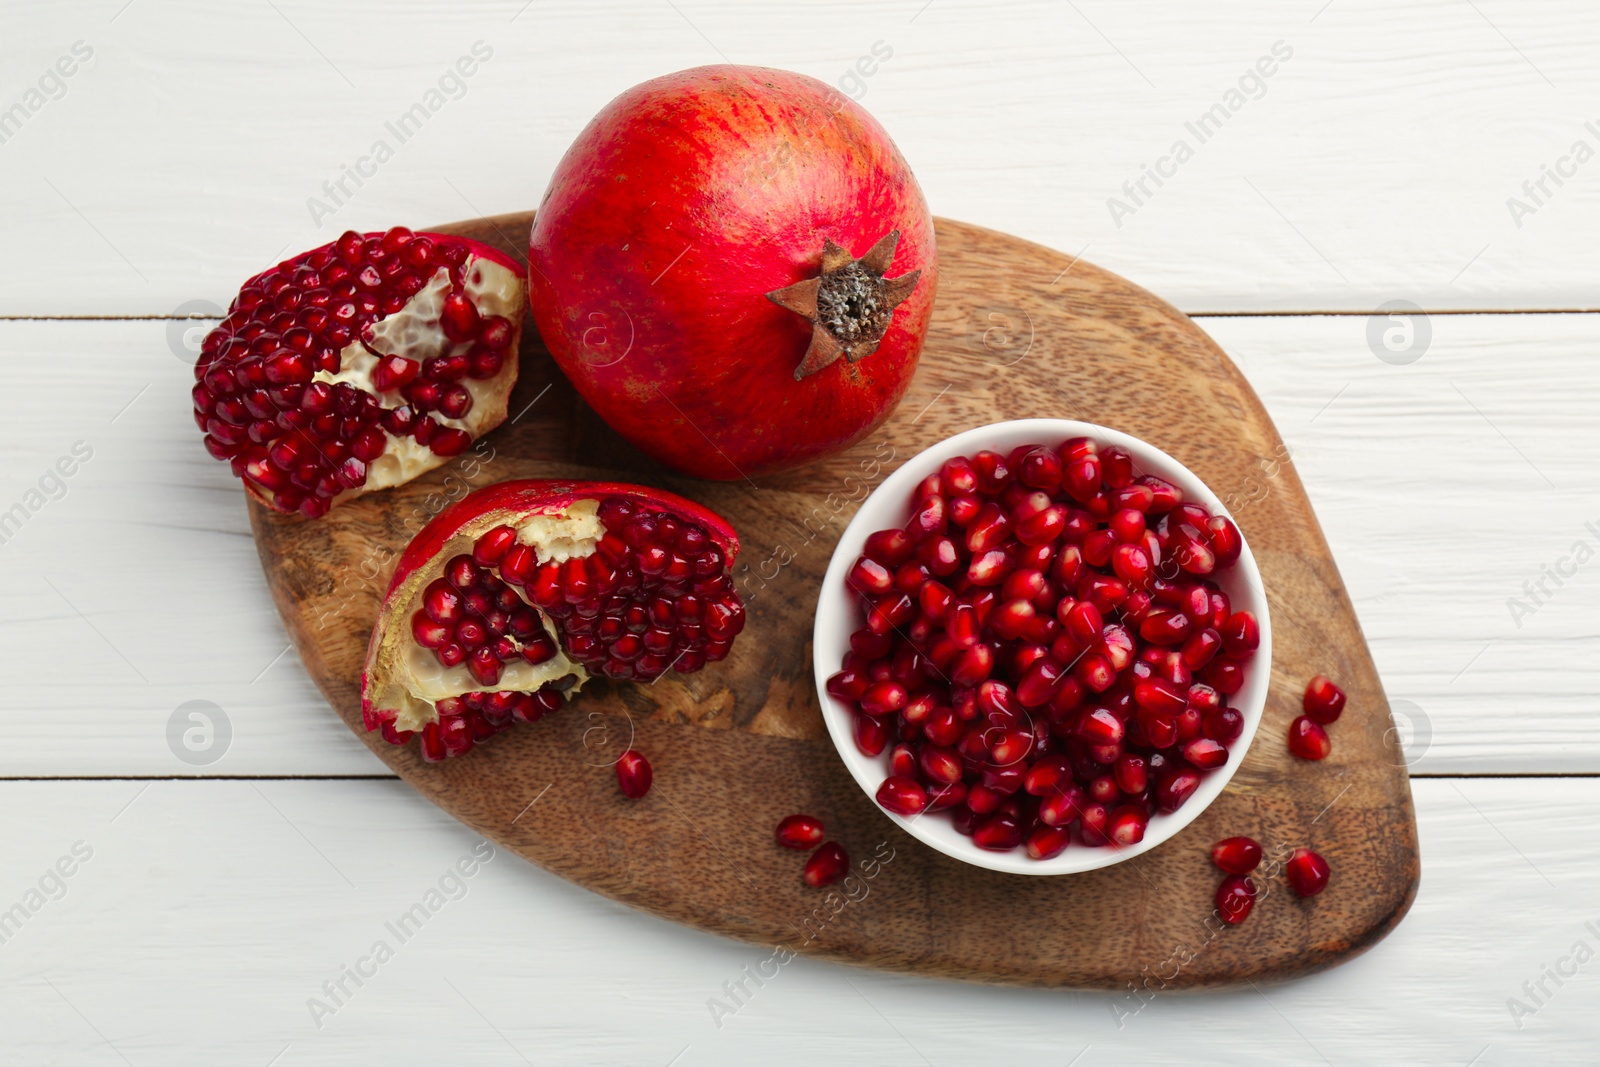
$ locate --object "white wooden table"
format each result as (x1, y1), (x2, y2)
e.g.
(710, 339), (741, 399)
(4, 1), (1597, 1062)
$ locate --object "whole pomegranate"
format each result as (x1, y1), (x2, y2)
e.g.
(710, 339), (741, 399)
(362, 480), (745, 761)
(528, 65), (937, 480)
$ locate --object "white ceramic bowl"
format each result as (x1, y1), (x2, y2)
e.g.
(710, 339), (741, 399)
(813, 419), (1271, 875)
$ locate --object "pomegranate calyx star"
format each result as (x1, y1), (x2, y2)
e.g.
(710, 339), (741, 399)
(767, 229), (922, 380)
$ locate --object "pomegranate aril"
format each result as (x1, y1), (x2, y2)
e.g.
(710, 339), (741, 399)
(1181, 737), (1228, 770)
(972, 812), (1022, 851)
(848, 556), (894, 596)
(1216, 874), (1256, 924)
(1154, 766), (1201, 813)
(1079, 802), (1111, 846)
(1201, 705), (1243, 743)
(863, 529), (913, 567)
(616, 750), (653, 798)
(853, 711), (889, 756)
(1219, 610), (1260, 655)
(1107, 804), (1148, 847)
(876, 775), (928, 815)
(1037, 786), (1084, 827)
(1026, 824), (1072, 860)
(1288, 716), (1331, 760)
(1285, 847), (1331, 897)
(1303, 674), (1346, 723)
(1211, 836), (1262, 874)
(1205, 516), (1243, 566)
(1201, 657), (1247, 696)
(803, 842), (850, 888)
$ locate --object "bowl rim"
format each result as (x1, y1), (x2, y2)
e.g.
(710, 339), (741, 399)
(811, 418), (1272, 876)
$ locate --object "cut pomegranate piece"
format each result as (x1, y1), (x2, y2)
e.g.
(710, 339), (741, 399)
(1211, 836), (1262, 874)
(804, 842), (850, 887)
(1287, 716), (1332, 760)
(775, 814), (826, 850)
(1285, 847), (1331, 897)
(829, 435), (1260, 858)
(195, 227), (526, 518)
(362, 480), (742, 760)
(1303, 674), (1347, 723)
(1216, 874), (1256, 924)
(616, 750), (653, 798)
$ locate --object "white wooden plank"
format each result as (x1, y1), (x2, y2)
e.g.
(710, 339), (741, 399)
(0, 313), (1596, 775)
(3, 0), (1599, 315)
(1203, 312), (1600, 774)
(0, 776), (1588, 1064)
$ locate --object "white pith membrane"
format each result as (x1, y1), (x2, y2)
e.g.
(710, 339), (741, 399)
(368, 501), (603, 734)
(251, 256), (522, 510)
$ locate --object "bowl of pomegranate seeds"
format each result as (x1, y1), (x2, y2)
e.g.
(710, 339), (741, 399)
(814, 419), (1271, 874)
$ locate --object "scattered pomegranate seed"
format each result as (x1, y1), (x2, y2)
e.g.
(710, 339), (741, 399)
(1285, 848), (1331, 897)
(1287, 716), (1332, 760)
(616, 750), (653, 798)
(775, 814), (825, 850)
(1211, 836), (1262, 874)
(1303, 675), (1346, 724)
(804, 842), (850, 887)
(1216, 874), (1256, 924)
(833, 437), (1260, 858)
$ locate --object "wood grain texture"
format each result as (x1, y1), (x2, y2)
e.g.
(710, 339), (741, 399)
(247, 214), (1418, 988)
(4, 0), (1600, 316)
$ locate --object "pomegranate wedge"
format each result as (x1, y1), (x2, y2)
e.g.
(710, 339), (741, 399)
(362, 481), (744, 761)
(194, 227), (525, 518)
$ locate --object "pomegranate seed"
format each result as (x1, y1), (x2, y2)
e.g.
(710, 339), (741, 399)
(616, 750), (653, 798)
(853, 711), (889, 756)
(1205, 516), (1243, 566)
(1216, 874), (1256, 924)
(1303, 674), (1346, 723)
(926, 781), (968, 810)
(1078, 707), (1124, 745)
(1154, 767), (1201, 813)
(1288, 716), (1331, 760)
(876, 775), (928, 815)
(972, 812), (1022, 851)
(1134, 677), (1188, 716)
(1285, 848), (1331, 896)
(1202, 657), (1247, 696)
(1113, 753), (1148, 795)
(804, 842), (850, 887)
(1212, 836), (1262, 874)
(1026, 824), (1072, 860)
(1079, 802), (1110, 845)
(848, 556), (894, 596)
(1219, 610), (1260, 655)
(863, 529), (913, 567)
(859, 681), (908, 717)
(920, 745), (963, 785)
(1107, 804), (1148, 847)
(1037, 786), (1084, 827)
(1181, 737), (1229, 770)
(889, 742), (917, 778)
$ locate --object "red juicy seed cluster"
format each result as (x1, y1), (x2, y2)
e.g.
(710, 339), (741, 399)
(365, 683), (565, 763)
(414, 496), (745, 685)
(827, 438), (1258, 858)
(191, 227), (515, 518)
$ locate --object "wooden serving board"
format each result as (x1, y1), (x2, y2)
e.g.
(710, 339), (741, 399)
(251, 214), (1419, 990)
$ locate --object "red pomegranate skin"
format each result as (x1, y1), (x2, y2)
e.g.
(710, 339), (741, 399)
(528, 65), (937, 481)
